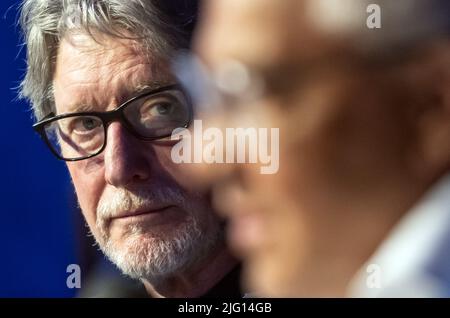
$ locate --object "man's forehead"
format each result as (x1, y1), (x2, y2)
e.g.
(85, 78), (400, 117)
(53, 32), (174, 112)
(56, 32), (168, 79)
(61, 31), (143, 54)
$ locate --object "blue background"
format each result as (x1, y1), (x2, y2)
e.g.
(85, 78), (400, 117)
(0, 0), (78, 297)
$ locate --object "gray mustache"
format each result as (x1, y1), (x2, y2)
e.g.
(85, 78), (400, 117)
(97, 186), (186, 220)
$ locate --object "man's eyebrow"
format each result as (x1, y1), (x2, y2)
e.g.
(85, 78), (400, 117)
(131, 81), (173, 95)
(62, 103), (96, 114)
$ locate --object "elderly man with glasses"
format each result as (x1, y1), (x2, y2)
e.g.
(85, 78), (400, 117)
(20, 0), (241, 298)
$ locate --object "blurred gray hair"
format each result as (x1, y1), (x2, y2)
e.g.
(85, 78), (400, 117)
(18, 0), (198, 120)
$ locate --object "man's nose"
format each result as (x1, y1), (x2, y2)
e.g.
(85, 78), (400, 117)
(104, 122), (152, 187)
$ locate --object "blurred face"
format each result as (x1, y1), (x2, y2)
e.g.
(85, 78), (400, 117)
(241, 68), (419, 296)
(203, 66), (417, 296)
(53, 32), (223, 283)
(195, 0), (427, 296)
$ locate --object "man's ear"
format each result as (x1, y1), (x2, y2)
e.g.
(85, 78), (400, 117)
(413, 42), (450, 177)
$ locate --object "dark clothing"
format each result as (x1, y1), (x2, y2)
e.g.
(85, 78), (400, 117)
(201, 265), (242, 298)
(79, 261), (242, 298)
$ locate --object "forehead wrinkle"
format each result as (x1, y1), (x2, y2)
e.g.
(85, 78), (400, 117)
(56, 32), (148, 87)
(54, 34), (173, 113)
(75, 39), (167, 97)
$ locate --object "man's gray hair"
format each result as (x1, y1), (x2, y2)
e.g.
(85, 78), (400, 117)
(18, 0), (198, 120)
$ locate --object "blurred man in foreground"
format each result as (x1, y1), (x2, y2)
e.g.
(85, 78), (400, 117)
(185, 0), (450, 296)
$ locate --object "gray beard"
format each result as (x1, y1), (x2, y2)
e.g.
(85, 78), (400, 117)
(93, 186), (224, 285)
(98, 213), (223, 285)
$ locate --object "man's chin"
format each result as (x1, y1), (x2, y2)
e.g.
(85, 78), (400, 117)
(110, 233), (160, 251)
(97, 220), (209, 282)
(102, 211), (189, 246)
(108, 222), (181, 244)
(100, 233), (182, 281)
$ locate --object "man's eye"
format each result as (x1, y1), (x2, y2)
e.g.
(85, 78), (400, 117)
(72, 117), (102, 133)
(140, 98), (179, 119)
(150, 102), (174, 116)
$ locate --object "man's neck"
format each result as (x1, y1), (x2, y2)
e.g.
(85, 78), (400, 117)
(142, 245), (239, 298)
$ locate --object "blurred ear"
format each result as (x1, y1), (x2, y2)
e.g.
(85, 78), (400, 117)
(412, 42), (450, 177)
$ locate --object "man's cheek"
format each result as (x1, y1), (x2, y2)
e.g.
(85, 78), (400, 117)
(68, 165), (103, 233)
(75, 185), (98, 233)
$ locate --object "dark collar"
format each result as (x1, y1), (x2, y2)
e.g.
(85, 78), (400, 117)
(129, 265), (243, 298)
(200, 265), (243, 298)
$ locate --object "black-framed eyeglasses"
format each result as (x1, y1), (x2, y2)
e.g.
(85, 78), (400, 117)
(33, 84), (192, 161)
